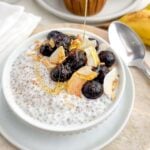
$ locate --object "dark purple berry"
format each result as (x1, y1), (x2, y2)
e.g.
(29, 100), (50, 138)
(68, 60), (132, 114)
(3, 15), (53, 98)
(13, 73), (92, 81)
(47, 31), (63, 39)
(50, 64), (72, 82)
(56, 35), (71, 53)
(99, 51), (115, 67)
(63, 50), (87, 71)
(47, 30), (71, 55)
(40, 44), (54, 57)
(82, 80), (103, 99)
(93, 65), (109, 84)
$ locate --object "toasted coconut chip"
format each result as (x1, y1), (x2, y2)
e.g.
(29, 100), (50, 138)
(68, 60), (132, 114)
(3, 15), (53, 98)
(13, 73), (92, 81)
(112, 79), (119, 91)
(70, 36), (98, 51)
(76, 66), (98, 80)
(34, 40), (42, 46)
(67, 74), (86, 97)
(34, 40), (43, 51)
(31, 54), (55, 69)
(31, 78), (38, 86)
(40, 58), (56, 69)
(104, 67), (119, 100)
(84, 46), (100, 67)
(70, 39), (82, 50)
(32, 55), (42, 61)
(49, 46), (66, 64)
(26, 50), (37, 56)
(64, 101), (75, 110)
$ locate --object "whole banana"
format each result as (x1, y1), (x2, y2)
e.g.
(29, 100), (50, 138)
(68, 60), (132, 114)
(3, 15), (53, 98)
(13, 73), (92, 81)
(120, 5), (150, 46)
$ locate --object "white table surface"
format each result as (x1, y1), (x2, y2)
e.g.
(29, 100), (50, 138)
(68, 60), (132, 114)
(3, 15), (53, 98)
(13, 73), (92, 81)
(0, 0), (150, 150)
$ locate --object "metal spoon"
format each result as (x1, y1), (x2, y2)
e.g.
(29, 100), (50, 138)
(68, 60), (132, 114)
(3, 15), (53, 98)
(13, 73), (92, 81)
(108, 21), (150, 79)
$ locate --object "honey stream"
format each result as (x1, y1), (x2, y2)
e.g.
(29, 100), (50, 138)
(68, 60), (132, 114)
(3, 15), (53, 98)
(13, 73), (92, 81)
(83, 0), (88, 40)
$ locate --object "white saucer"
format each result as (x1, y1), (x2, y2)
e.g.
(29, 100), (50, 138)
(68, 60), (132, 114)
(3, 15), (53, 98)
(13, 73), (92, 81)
(0, 62), (135, 150)
(36, 0), (140, 24)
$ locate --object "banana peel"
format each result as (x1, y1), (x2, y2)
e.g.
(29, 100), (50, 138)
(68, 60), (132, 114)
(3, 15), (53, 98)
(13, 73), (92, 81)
(119, 5), (150, 46)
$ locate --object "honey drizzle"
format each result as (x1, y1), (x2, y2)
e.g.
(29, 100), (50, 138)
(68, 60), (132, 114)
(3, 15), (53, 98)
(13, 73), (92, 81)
(83, 0), (88, 41)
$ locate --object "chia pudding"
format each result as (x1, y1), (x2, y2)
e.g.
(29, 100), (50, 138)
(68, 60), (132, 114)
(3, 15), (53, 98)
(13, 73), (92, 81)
(10, 31), (119, 127)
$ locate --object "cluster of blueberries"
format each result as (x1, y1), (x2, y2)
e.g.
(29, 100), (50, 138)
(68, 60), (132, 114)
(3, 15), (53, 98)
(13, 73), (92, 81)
(39, 31), (115, 99)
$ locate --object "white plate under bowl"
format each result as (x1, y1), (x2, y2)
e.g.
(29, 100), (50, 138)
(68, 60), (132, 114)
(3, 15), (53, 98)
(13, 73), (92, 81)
(2, 28), (126, 133)
(36, 0), (140, 24)
(0, 62), (134, 150)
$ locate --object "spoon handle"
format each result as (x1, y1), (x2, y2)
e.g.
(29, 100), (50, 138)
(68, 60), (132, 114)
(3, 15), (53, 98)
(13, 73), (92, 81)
(137, 61), (150, 79)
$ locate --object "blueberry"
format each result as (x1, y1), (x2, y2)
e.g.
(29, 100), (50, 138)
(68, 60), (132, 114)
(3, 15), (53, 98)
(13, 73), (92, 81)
(82, 80), (103, 99)
(47, 31), (71, 54)
(88, 38), (99, 51)
(50, 64), (72, 82)
(99, 51), (115, 67)
(55, 35), (71, 54)
(40, 44), (54, 57)
(93, 65), (109, 84)
(63, 50), (87, 71)
(47, 31), (63, 39)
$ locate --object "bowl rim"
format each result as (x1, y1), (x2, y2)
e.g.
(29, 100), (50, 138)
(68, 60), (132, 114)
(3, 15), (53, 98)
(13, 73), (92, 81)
(2, 28), (126, 132)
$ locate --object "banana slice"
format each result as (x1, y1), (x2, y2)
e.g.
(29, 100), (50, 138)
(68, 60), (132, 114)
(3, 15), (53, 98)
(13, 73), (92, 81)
(84, 46), (100, 67)
(104, 67), (119, 100)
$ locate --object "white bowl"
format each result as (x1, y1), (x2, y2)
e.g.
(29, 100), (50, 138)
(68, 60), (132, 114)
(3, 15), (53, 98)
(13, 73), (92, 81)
(2, 28), (126, 133)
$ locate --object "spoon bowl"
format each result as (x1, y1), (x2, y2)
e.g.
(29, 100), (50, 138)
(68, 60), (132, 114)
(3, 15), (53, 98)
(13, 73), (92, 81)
(108, 21), (150, 79)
